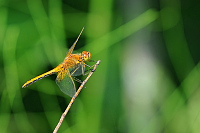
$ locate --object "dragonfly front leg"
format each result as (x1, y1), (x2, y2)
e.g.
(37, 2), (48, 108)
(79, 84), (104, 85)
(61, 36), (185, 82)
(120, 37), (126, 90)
(83, 61), (98, 75)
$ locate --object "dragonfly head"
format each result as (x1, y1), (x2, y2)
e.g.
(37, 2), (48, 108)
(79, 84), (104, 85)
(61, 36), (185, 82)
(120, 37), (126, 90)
(82, 51), (91, 62)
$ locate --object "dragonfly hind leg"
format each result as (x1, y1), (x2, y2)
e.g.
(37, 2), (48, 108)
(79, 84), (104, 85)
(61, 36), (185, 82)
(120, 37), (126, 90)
(73, 77), (82, 83)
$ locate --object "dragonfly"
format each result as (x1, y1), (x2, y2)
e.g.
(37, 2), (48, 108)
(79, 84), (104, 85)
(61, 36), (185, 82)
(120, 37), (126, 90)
(22, 27), (93, 97)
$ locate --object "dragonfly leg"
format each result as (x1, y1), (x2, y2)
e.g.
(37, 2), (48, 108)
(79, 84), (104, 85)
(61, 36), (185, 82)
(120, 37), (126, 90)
(72, 77), (87, 89)
(84, 67), (94, 75)
(72, 77), (83, 84)
(89, 60), (97, 62)
(83, 61), (97, 75)
(84, 60), (97, 69)
(85, 63), (91, 68)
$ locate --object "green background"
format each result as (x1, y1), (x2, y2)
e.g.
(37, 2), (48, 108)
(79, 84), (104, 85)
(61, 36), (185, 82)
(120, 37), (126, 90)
(1, 0), (200, 132)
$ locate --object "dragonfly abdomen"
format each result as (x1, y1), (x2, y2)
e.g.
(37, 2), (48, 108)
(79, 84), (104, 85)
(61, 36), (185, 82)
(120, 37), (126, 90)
(22, 68), (58, 88)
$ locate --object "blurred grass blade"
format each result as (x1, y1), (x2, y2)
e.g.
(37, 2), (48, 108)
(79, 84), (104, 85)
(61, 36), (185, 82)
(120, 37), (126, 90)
(85, 9), (159, 54)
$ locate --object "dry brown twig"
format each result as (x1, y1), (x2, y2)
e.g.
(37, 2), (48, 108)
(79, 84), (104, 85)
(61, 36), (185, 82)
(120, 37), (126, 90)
(53, 60), (101, 133)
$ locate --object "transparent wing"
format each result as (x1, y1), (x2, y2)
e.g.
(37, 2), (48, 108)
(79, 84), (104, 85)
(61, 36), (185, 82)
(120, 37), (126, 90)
(65, 27), (84, 57)
(56, 69), (76, 97)
(69, 63), (85, 76)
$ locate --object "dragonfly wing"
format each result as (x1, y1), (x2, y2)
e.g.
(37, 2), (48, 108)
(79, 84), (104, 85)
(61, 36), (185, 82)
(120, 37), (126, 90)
(69, 63), (85, 76)
(65, 27), (84, 57)
(56, 69), (76, 97)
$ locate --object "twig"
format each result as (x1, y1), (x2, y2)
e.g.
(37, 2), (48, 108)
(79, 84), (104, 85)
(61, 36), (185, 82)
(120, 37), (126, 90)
(53, 60), (101, 133)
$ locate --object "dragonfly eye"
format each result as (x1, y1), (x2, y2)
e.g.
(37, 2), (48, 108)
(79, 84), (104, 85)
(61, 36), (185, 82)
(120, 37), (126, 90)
(82, 51), (91, 62)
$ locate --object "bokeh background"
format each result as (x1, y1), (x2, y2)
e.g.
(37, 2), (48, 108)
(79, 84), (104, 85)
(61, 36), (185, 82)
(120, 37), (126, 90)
(1, 0), (200, 133)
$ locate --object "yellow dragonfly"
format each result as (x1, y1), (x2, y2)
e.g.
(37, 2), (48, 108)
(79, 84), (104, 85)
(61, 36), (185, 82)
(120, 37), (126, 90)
(22, 27), (92, 97)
